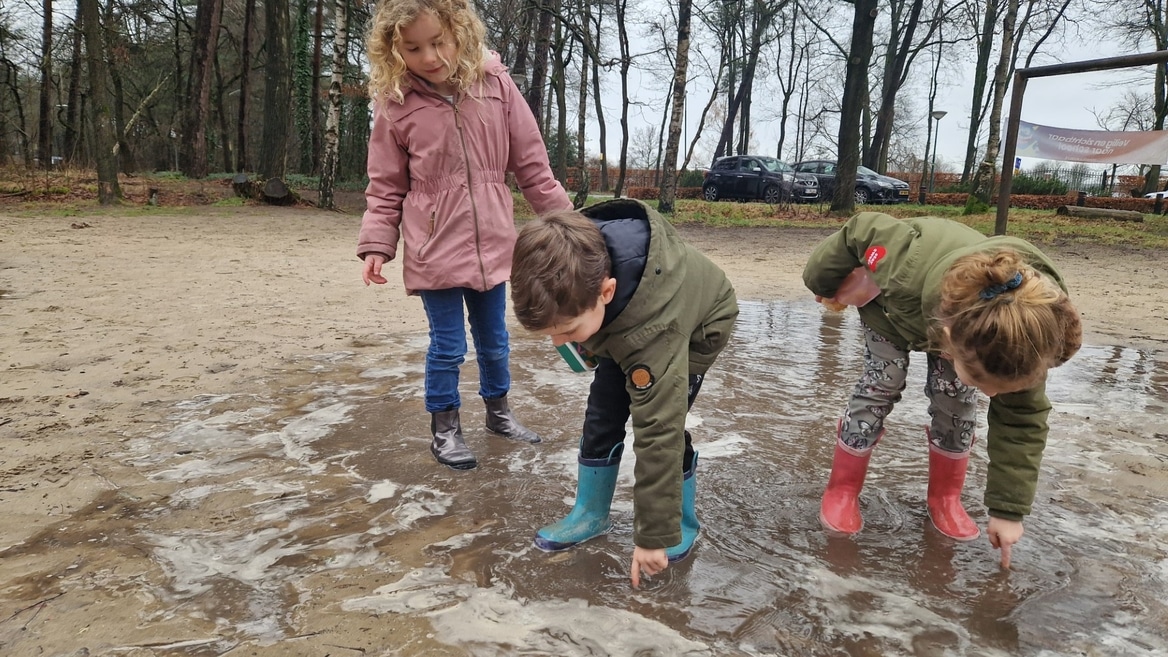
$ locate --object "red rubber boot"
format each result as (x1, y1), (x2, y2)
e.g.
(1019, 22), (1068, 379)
(819, 438), (875, 535)
(926, 441), (981, 541)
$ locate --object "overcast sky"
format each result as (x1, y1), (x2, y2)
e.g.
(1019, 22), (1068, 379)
(596, 27), (1151, 174)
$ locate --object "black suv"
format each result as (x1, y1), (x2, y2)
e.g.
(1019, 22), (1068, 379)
(702, 155), (819, 203)
(792, 160), (911, 204)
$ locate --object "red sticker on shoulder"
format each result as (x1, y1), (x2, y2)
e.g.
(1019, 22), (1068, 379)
(864, 246), (887, 271)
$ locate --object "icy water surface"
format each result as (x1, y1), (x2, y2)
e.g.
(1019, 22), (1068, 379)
(6, 300), (1168, 656)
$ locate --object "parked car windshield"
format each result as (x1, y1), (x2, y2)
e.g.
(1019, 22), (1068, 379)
(857, 165), (880, 176)
(757, 157), (794, 173)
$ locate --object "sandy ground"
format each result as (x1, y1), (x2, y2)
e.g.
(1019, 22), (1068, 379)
(1, 205), (1166, 652)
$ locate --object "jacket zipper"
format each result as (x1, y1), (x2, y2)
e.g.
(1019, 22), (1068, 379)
(452, 100), (488, 289)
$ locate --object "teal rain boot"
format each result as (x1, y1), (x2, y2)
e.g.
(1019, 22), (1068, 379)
(665, 453), (700, 563)
(534, 445), (622, 551)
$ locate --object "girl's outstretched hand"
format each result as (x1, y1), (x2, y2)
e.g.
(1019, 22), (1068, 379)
(362, 254), (388, 286)
(630, 546), (668, 588)
(987, 517), (1024, 569)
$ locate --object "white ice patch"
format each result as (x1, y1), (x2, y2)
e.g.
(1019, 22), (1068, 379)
(149, 524), (310, 597)
(367, 480), (399, 503)
(343, 567), (714, 655)
(367, 484), (453, 533)
(277, 402), (353, 468)
(149, 457), (253, 483)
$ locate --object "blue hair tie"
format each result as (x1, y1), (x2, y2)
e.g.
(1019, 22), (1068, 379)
(979, 271), (1023, 300)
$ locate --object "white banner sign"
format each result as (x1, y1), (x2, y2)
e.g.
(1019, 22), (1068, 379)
(1016, 121), (1168, 165)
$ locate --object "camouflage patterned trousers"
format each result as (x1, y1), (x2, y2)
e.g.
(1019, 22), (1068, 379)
(839, 324), (979, 454)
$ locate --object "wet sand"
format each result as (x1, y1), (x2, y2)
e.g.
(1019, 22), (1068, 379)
(1, 206), (1166, 655)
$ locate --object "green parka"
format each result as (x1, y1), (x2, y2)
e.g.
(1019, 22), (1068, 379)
(581, 199), (739, 549)
(803, 212), (1070, 521)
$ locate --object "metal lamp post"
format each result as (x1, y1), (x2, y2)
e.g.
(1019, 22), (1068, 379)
(928, 110), (947, 194)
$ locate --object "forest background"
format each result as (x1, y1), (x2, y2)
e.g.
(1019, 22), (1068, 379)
(6, 0), (1168, 213)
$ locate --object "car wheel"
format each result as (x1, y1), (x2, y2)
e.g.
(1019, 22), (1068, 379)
(703, 184), (720, 202)
(764, 185), (783, 204)
(854, 188), (870, 204)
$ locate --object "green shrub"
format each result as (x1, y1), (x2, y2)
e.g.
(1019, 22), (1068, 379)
(962, 195), (990, 215)
(677, 169), (705, 187)
(1010, 173), (1068, 196)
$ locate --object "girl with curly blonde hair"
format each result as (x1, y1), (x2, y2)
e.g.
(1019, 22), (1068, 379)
(358, 0), (571, 470)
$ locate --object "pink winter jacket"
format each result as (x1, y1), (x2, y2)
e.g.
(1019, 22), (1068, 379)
(358, 53), (571, 294)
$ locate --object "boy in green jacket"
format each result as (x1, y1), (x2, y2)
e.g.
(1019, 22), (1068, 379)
(804, 212), (1082, 567)
(511, 199), (739, 588)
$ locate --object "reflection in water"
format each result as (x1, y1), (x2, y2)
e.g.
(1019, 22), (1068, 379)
(3, 300), (1166, 655)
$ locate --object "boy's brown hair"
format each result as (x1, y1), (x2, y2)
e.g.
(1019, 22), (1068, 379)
(511, 209), (612, 330)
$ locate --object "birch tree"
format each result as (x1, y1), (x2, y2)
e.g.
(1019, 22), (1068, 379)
(319, 0), (348, 209)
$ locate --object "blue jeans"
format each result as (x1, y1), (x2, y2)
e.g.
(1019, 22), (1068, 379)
(419, 284), (511, 413)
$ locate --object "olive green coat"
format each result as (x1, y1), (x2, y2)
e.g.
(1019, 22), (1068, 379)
(803, 212), (1069, 520)
(582, 200), (739, 548)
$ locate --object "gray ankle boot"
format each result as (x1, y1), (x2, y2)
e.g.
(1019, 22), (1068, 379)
(484, 394), (541, 444)
(430, 409), (477, 470)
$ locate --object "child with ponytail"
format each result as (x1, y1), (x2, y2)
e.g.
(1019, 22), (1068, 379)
(803, 212), (1081, 567)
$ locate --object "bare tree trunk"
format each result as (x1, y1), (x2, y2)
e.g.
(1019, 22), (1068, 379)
(63, 2), (83, 163)
(526, 0), (552, 124)
(657, 0), (692, 214)
(2, 61), (32, 165)
(574, 18), (590, 208)
(714, 2), (740, 160)
(214, 57), (233, 172)
(864, 0), (926, 172)
(551, 5), (568, 183)
(182, 0), (224, 178)
(586, 1), (608, 191)
(962, 0), (999, 183)
(831, 0), (879, 215)
(653, 78), (673, 185)
(38, 0), (53, 168)
(310, 0), (324, 175)
(681, 65), (724, 172)
(261, 0), (293, 180)
(613, 0), (631, 197)
(109, 50), (137, 173)
(319, 0), (348, 209)
(105, 0), (136, 173)
(776, 3), (804, 160)
(79, 0), (121, 203)
(511, 0), (535, 94)
(967, 0), (1018, 209)
(237, 0), (256, 172)
(920, 36), (943, 200)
